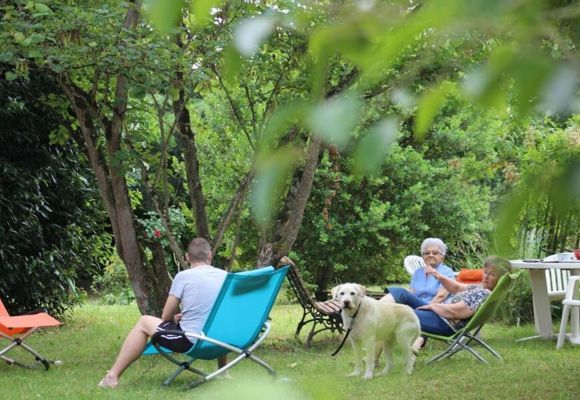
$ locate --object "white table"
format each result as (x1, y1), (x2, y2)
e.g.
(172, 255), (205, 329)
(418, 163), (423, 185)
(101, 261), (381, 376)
(511, 260), (580, 341)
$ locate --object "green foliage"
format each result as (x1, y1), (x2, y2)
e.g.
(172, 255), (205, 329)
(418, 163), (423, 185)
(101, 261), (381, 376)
(306, 94), (362, 149)
(145, 0), (185, 34)
(0, 74), (112, 315)
(353, 118), (400, 177)
(0, 0), (577, 309)
(212, 0), (578, 230)
(414, 81), (458, 138)
(495, 118), (580, 257)
(293, 124), (495, 290)
(252, 147), (298, 224)
(0, 303), (578, 399)
(91, 253), (135, 305)
(495, 273), (534, 325)
(137, 206), (193, 272)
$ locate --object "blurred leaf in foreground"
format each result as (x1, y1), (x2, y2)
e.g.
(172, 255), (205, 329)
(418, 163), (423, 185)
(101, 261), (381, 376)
(539, 64), (580, 117)
(259, 102), (307, 152)
(306, 94), (361, 149)
(414, 81), (457, 138)
(495, 147), (580, 256)
(190, 0), (222, 26)
(234, 15), (276, 57)
(251, 146), (299, 225)
(145, 0), (184, 34)
(207, 376), (305, 400)
(353, 117), (400, 176)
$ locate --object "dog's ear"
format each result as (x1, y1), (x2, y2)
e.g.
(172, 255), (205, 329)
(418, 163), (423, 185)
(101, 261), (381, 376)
(356, 284), (367, 298)
(331, 285), (341, 299)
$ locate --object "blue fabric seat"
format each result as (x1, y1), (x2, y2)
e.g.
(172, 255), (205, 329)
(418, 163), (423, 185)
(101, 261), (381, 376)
(143, 265), (289, 387)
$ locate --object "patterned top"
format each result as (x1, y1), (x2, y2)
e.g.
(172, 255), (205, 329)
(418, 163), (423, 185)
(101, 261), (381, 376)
(443, 284), (490, 328)
(444, 284), (490, 310)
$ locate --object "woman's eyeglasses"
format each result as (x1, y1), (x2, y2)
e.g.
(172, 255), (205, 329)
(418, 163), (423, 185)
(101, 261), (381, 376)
(422, 251), (441, 256)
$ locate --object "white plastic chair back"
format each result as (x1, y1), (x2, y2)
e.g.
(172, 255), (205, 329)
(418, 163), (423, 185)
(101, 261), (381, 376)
(556, 276), (580, 349)
(545, 269), (571, 299)
(404, 255), (426, 276)
(563, 276), (580, 302)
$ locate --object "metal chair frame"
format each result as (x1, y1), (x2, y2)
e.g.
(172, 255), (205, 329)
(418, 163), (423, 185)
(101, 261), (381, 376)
(145, 266), (288, 388)
(422, 271), (521, 364)
(284, 262), (344, 347)
(0, 300), (61, 370)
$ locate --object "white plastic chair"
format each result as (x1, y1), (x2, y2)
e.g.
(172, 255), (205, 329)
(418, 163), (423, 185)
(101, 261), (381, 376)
(404, 255), (426, 276)
(556, 276), (580, 349)
(545, 269), (571, 299)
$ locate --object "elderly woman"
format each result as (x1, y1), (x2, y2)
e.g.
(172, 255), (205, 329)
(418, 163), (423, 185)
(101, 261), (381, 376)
(386, 238), (456, 304)
(382, 256), (513, 349)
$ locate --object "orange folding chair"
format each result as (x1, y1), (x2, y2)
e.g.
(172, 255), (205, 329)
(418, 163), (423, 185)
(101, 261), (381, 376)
(0, 297), (62, 369)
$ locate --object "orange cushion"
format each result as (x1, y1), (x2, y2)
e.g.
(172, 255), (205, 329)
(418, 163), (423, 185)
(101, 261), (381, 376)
(457, 268), (483, 283)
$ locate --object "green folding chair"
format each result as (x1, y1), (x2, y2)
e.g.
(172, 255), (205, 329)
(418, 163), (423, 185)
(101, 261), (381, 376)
(143, 265), (289, 387)
(423, 270), (521, 364)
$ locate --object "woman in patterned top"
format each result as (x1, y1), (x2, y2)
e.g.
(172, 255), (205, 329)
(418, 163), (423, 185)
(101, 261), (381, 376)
(381, 256), (513, 350)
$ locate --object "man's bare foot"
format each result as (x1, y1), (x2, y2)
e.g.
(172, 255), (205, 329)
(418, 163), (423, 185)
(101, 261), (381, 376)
(216, 371), (233, 380)
(98, 373), (119, 389)
(412, 336), (424, 354)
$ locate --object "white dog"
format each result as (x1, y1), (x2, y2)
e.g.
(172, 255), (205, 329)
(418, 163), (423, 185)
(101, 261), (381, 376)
(332, 283), (421, 379)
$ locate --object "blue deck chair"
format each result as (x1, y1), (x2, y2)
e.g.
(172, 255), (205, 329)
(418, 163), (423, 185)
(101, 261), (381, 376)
(422, 270), (521, 364)
(143, 265), (289, 388)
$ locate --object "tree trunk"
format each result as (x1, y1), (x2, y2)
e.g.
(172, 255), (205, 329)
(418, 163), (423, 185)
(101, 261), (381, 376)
(174, 104), (210, 240)
(173, 30), (210, 240)
(256, 135), (323, 266)
(254, 69), (358, 267)
(212, 170), (254, 254)
(58, 0), (171, 315)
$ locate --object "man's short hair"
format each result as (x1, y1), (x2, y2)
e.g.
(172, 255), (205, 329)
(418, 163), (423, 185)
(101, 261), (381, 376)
(187, 238), (212, 262)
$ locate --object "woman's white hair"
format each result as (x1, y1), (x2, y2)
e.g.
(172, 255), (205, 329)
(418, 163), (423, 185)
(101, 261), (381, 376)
(420, 238), (447, 256)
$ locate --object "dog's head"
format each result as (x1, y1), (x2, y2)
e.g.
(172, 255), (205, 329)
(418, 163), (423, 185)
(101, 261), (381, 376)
(331, 283), (367, 312)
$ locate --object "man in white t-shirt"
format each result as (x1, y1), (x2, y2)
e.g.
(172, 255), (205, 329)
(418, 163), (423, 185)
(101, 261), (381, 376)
(99, 238), (227, 389)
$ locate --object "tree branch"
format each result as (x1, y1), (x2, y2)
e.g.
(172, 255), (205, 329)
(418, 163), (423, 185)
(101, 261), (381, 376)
(212, 169), (254, 255)
(211, 64), (255, 150)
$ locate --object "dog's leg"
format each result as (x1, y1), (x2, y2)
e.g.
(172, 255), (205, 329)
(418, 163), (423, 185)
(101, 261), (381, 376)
(379, 342), (394, 375)
(363, 339), (376, 379)
(348, 339), (363, 377)
(403, 347), (416, 375)
(397, 329), (418, 375)
(374, 341), (383, 367)
(399, 336), (416, 375)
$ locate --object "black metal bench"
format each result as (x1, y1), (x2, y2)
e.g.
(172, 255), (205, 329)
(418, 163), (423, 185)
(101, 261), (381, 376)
(280, 259), (343, 347)
(278, 258), (385, 347)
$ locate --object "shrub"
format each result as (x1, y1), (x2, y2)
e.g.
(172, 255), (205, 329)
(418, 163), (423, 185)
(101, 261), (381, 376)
(91, 253), (135, 305)
(0, 75), (111, 316)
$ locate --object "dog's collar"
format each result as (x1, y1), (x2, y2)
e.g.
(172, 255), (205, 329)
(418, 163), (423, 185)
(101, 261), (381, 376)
(349, 302), (362, 319)
(341, 302), (362, 324)
(331, 302), (362, 357)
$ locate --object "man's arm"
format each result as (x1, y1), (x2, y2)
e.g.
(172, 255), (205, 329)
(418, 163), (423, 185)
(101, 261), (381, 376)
(161, 294), (181, 322)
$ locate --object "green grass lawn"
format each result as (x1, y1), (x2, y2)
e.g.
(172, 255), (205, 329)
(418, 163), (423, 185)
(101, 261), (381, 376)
(1, 302), (579, 400)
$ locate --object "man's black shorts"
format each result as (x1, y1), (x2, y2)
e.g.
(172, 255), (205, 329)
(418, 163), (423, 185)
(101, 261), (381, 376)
(155, 321), (194, 353)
